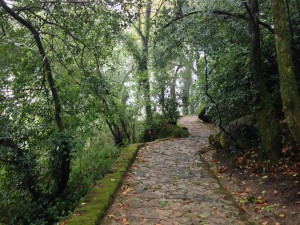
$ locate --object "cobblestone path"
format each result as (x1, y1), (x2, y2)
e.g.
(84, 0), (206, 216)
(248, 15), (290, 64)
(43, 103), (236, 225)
(101, 115), (251, 225)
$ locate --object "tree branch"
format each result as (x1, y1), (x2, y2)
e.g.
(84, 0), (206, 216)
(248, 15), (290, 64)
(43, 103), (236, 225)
(0, 0), (64, 132)
(132, 22), (146, 45)
(0, 137), (22, 152)
(0, 0), (72, 198)
(164, 9), (274, 34)
(0, 157), (18, 164)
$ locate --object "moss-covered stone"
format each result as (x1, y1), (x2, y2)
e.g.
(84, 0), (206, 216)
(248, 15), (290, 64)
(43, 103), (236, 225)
(219, 132), (230, 149)
(209, 133), (221, 148)
(197, 102), (211, 122)
(64, 143), (143, 225)
(155, 124), (189, 140)
(218, 115), (259, 149)
(143, 123), (189, 142)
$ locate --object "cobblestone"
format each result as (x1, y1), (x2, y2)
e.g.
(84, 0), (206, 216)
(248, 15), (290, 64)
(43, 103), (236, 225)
(101, 115), (251, 225)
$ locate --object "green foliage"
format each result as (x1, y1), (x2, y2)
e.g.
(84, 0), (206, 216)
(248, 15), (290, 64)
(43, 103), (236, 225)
(69, 145), (121, 194)
(163, 97), (180, 123)
(0, 0), (135, 224)
(200, 47), (256, 125)
(0, 142), (120, 225)
(1, 0), (300, 222)
(66, 143), (142, 225)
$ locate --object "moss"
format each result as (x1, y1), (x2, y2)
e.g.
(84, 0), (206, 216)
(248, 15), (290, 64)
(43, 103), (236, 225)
(208, 134), (221, 148)
(197, 102), (211, 122)
(154, 124), (189, 140)
(65, 143), (143, 225)
(219, 132), (229, 149)
(271, 0), (300, 146)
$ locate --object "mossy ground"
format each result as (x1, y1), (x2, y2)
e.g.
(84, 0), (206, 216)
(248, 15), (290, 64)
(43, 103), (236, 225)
(64, 143), (142, 225)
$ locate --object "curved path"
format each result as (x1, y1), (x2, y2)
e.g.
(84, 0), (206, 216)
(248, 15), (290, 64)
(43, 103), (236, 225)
(101, 115), (250, 225)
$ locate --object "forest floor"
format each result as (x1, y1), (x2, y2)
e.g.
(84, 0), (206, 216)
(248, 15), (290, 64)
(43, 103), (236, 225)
(100, 115), (300, 225)
(201, 129), (300, 224)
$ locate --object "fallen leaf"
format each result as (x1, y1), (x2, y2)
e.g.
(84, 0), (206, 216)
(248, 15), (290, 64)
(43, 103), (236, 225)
(262, 221), (268, 225)
(122, 187), (132, 195)
(279, 213), (285, 217)
(240, 205), (247, 212)
(108, 215), (115, 218)
(121, 218), (129, 225)
(219, 166), (226, 173)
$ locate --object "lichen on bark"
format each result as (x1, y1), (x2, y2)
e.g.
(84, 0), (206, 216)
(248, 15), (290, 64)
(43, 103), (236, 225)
(271, 0), (300, 145)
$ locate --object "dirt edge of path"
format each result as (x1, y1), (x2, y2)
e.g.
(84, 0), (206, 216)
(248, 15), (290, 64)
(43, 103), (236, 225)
(200, 144), (300, 225)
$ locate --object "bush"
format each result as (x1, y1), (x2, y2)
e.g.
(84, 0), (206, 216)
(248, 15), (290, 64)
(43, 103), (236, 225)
(0, 144), (121, 225)
(68, 145), (121, 196)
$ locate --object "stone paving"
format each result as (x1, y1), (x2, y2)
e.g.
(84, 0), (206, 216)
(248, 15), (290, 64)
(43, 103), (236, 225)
(101, 115), (251, 225)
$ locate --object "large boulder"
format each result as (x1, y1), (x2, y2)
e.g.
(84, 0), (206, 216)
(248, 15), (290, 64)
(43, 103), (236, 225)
(197, 102), (211, 123)
(219, 115), (259, 149)
(143, 124), (189, 142)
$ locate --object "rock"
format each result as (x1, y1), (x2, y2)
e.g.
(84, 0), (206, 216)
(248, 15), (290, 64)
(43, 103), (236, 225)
(197, 102), (211, 123)
(143, 124), (189, 142)
(198, 145), (215, 154)
(219, 115), (258, 149)
(209, 133), (221, 148)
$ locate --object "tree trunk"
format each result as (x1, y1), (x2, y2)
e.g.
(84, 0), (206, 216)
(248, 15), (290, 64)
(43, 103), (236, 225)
(138, 56), (152, 122)
(133, 0), (153, 122)
(170, 65), (181, 112)
(271, 0), (300, 145)
(295, 0), (300, 27)
(247, 0), (282, 160)
(182, 72), (192, 115)
(285, 0), (294, 45)
(142, 0), (152, 122)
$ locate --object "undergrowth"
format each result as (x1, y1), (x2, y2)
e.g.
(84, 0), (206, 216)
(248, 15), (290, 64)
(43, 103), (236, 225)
(0, 145), (120, 225)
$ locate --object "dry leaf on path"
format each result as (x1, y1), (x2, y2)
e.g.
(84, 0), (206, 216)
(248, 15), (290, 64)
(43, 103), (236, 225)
(121, 218), (129, 225)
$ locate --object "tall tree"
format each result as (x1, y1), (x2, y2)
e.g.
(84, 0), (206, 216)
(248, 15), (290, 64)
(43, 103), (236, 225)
(271, 0), (300, 145)
(134, 0), (153, 122)
(246, 0), (281, 160)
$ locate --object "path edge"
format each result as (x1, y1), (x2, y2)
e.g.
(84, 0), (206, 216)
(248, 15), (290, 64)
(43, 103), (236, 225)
(199, 150), (253, 224)
(65, 143), (143, 225)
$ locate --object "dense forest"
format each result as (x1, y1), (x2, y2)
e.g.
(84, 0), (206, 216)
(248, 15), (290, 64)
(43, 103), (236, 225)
(1, 0), (300, 224)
